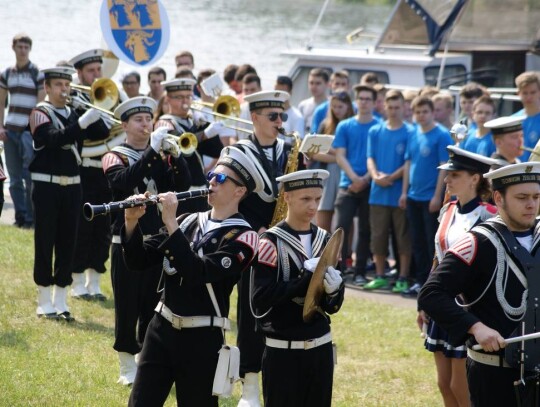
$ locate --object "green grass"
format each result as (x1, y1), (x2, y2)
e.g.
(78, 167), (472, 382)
(0, 224), (440, 406)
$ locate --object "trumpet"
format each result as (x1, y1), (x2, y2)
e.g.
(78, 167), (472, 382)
(190, 95), (253, 134)
(163, 133), (198, 156)
(83, 188), (210, 221)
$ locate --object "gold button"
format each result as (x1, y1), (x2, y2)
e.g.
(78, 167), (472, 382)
(147, 163), (151, 167)
(165, 249), (170, 254)
(169, 256), (174, 261)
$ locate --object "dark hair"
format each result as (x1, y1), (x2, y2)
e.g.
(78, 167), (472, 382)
(309, 68), (330, 83)
(418, 85), (440, 98)
(411, 95), (434, 111)
(154, 95), (169, 125)
(148, 66), (166, 81)
(353, 85), (377, 101)
(472, 95), (496, 112)
(234, 64), (257, 82)
(321, 89), (354, 134)
(123, 71), (141, 84)
(175, 68), (196, 80)
(468, 171), (492, 202)
(197, 69), (216, 85)
(223, 64), (239, 84)
(276, 75), (293, 92)
(12, 33), (32, 48)
(242, 73), (260, 87)
(331, 70), (349, 82)
(460, 82), (487, 99)
(385, 89), (404, 103)
(175, 50), (194, 66)
(360, 72), (379, 85)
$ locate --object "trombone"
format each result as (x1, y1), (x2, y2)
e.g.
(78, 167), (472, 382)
(190, 95), (253, 134)
(70, 78), (122, 124)
(164, 132), (198, 156)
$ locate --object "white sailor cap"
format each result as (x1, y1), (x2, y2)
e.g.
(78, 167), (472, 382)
(276, 169), (330, 191)
(113, 96), (157, 121)
(217, 146), (264, 194)
(69, 49), (104, 70)
(244, 90), (289, 111)
(41, 67), (75, 81)
(484, 116), (525, 136)
(484, 162), (540, 190)
(161, 78), (196, 92)
(438, 145), (498, 173)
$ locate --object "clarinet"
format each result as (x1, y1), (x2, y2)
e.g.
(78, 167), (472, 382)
(83, 188), (210, 221)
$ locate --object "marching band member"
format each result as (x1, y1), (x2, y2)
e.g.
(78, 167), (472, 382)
(252, 169), (344, 407)
(101, 96), (191, 385)
(122, 146), (262, 406)
(418, 162), (540, 406)
(29, 66), (103, 321)
(232, 90), (301, 406)
(68, 48), (114, 301)
(154, 78), (232, 213)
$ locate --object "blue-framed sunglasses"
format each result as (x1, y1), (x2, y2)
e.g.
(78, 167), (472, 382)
(206, 171), (244, 187)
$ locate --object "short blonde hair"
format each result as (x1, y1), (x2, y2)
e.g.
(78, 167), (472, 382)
(515, 71), (540, 91)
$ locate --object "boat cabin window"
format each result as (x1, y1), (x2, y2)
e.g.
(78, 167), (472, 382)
(424, 64), (466, 87)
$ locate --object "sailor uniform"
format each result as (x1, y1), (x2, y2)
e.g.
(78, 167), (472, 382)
(122, 211), (258, 406)
(155, 111), (223, 213)
(424, 198), (497, 358)
(419, 216), (540, 406)
(252, 222), (344, 407)
(102, 143), (191, 355)
(29, 100), (100, 289)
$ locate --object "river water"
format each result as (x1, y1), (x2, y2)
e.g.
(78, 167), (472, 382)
(0, 0), (392, 92)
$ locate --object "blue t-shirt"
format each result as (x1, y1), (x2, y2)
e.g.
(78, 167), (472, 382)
(311, 100), (359, 136)
(405, 125), (453, 201)
(333, 116), (380, 188)
(367, 122), (412, 206)
(513, 109), (540, 160)
(461, 129), (496, 158)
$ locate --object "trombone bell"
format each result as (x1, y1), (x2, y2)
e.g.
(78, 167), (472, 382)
(91, 78), (120, 111)
(163, 132), (198, 157)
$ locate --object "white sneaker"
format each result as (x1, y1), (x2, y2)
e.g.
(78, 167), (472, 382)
(237, 372), (261, 407)
(71, 273), (90, 299)
(117, 352), (137, 385)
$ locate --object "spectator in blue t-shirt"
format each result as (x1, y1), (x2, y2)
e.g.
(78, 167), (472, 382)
(333, 84), (380, 285)
(461, 95), (496, 157)
(513, 71), (540, 160)
(364, 90), (413, 293)
(399, 96), (452, 297)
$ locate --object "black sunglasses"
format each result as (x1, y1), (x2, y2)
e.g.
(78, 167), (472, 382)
(256, 112), (288, 122)
(206, 171), (244, 187)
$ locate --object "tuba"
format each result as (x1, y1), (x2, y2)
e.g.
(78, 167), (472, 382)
(269, 128), (302, 227)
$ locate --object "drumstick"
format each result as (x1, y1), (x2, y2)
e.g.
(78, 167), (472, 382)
(472, 331), (540, 351)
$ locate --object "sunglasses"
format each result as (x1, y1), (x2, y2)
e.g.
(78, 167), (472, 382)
(206, 171), (244, 187)
(256, 112), (288, 122)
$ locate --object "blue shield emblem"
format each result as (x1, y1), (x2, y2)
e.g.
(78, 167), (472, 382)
(100, 0), (170, 66)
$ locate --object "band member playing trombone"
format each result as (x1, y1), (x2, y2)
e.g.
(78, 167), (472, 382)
(155, 78), (232, 213)
(122, 146), (263, 406)
(252, 169), (344, 407)
(29, 66), (103, 321)
(419, 162), (540, 406)
(68, 48), (115, 301)
(101, 96), (191, 385)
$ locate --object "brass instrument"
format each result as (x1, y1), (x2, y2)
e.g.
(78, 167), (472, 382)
(71, 78), (120, 111)
(269, 128), (302, 227)
(191, 96), (253, 134)
(521, 145), (540, 162)
(303, 228), (344, 322)
(163, 132), (198, 157)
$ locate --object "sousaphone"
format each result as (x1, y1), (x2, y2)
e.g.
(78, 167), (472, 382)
(303, 228), (344, 322)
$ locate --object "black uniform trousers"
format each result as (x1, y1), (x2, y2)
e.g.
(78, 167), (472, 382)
(111, 243), (161, 354)
(32, 181), (82, 287)
(262, 342), (334, 407)
(129, 314), (222, 407)
(72, 166), (112, 274)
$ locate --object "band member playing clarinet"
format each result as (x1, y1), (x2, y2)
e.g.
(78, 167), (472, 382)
(419, 160), (540, 406)
(29, 66), (102, 322)
(122, 146), (263, 406)
(101, 96), (191, 385)
(252, 169), (344, 407)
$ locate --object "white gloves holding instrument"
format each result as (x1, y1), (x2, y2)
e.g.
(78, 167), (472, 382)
(150, 126), (170, 153)
(203, 121), (225, 138)
(323, 266), (342, 295)
(78, 108), (101, 129)
(303, 257), (320, 273)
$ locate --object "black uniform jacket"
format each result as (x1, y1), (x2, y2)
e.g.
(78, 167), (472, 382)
(121, 211), (259, 317)
(419, 217), (540, 349)
(102, 143), (191, 236)
(252, 222), (344, 341)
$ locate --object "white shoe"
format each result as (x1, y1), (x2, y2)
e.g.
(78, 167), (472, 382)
(71, 273), (90, 299)
(237, 372), (261, 407)
(85, 268), (106, 301)
(117, 352), (137, 385)
(36, 286), (56, 317)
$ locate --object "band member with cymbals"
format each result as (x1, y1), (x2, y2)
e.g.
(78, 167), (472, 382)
(68, 48), (114, 301)
(102, 96), (191, 385)
(29, 66), (103, 321)
(419, 162), (540, 406)
(122, 146), (263, 406)
(252, 169), (344, 407)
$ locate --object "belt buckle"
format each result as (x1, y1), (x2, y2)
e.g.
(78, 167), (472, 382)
(58, 176), (69, 186)
(171, 316), (183, 330)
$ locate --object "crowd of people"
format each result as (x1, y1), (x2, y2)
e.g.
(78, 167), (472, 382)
(1, 31), (540, 407)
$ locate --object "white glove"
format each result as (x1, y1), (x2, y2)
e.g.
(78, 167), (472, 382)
(161, 136), (180, 158)
(203, 121), (225, 138)
(303, 257), (320, 273)
(150, 126), (170, 153)
(219, 125), (236, 139)
(78, 108), (102, 129)
(99, 112), (117, 130)
(323, 266), (342, 295)
(70, 94), (87, 110)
